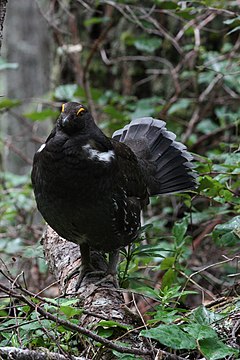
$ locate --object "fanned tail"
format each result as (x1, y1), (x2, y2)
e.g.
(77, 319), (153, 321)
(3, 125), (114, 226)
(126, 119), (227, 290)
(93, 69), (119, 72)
(113, 117), (197, 195)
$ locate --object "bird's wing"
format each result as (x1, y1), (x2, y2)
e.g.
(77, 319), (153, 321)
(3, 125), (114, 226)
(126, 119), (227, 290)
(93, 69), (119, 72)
(111, 139), (149, 205)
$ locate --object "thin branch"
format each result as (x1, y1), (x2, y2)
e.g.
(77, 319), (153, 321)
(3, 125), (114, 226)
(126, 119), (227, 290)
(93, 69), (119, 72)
(0, 347), (85, 360)
(0, 283), (155, 357)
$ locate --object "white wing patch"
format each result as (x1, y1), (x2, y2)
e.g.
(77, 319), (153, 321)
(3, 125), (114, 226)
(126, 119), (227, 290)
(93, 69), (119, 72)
(37, 143), (46, 153)
(83, 144), (115, 163)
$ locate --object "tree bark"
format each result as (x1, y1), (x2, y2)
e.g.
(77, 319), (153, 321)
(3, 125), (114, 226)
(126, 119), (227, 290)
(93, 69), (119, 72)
(42, 226), (154, 359)
(0, 0), (7, 52)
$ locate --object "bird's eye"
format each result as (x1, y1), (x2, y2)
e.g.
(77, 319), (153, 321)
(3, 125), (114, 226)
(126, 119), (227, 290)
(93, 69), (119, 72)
(77, 107), (85, 116)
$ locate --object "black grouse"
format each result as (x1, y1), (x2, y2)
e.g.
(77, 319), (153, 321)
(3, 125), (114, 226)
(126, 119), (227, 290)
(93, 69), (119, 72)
(31, 102), (196, 287)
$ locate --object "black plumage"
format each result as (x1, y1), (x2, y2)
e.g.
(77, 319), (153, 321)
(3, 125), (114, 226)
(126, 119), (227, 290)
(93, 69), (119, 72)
(31, 102), (196, 287)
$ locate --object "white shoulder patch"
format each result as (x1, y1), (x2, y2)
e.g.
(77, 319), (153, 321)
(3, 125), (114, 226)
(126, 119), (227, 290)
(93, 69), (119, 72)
(83, 144), (115, 163)
(37, 143), (46, 153)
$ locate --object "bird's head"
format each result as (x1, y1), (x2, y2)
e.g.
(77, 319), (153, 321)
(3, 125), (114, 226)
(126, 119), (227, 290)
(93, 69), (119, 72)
(57, 102), (93, 134)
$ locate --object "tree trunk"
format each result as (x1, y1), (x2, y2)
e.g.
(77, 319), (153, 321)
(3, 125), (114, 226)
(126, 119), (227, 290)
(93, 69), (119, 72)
(3, 0), (51, 174)
(42, 226), (154, 359)
(0, 0), (7, 52)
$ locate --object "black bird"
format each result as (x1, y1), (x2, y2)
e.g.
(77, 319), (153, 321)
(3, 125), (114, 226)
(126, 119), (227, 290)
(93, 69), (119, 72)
(31, 102), (196, 288)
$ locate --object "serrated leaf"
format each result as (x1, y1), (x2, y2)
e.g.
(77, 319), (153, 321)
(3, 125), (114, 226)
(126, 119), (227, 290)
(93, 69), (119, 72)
(141, 324), (196, 350)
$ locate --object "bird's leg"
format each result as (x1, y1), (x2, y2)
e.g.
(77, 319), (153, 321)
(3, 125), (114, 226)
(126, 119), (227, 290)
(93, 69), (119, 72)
(74, 243), (96, 289)
(107, 250), (119, 277)
(94, 250), (119, 288)
(64, 243), (95, 291)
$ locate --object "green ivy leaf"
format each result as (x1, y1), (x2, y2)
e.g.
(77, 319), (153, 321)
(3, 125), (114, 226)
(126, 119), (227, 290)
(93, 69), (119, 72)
(199, 337), (238, 360)
(141, 324), (196, 350)
(60, 305), (83, 318)
(190, 306), (223, 325)
(183, 323), (218, 340)
(168, 98), (192, 115)
(212, 216), (240, 246)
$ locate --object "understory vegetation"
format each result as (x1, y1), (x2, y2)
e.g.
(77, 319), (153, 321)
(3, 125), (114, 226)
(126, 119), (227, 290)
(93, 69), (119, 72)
(0, 1), (240, 359)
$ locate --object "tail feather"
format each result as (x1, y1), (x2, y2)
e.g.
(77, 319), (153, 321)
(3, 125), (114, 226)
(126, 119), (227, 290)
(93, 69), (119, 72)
(112, 117), (197, 195)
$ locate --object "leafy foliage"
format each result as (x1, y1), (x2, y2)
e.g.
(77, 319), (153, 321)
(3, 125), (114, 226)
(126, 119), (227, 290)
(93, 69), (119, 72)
(1, 0), (240, 358)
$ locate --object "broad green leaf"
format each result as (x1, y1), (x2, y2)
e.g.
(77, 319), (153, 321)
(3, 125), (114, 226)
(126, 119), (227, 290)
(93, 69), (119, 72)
(160, 256), (175, 270)
(172, 217), (188, 244)
(133, 37), (162, 53)
(60, 305), (83, 318)
(168, 98), (192, 115)
(112, 352), (137, 360)
(183, 323), (218, 340)
(150, 308), (180, 324)
(212, 216), (240, 246)
(154, 0), (178, 9)
(161, 268), (176, 289)
(97, 327), (114, 338)
(141, 324), (196, 350)
(191, 306), (223, 325)
(130, 97), (159, 119)
(24, 108), (59, 121)
(0, 98), (21, 109)
(103, 105), (124, 120)
(54, 84), (78, 100)
(58, 299), (80, 307)
(199, 337), (238, 360)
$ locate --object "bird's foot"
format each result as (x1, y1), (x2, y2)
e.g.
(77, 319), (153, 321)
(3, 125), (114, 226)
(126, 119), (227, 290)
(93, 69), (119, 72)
(95, 273), (119, 288)
(64, 263), (96, 292)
